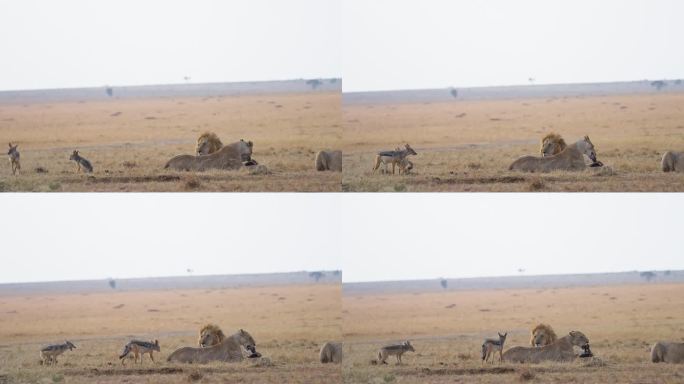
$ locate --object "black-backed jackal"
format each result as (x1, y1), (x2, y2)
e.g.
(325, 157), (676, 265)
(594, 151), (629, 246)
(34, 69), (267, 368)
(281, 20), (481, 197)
(119, 339), (160, 365)
(40, 341), (76, 365)
(372, 144), (417, 175)
(7, 143), (20, 175)
(481, 332), (507, 363)
(69, 150), (93, 173)
(378, 340), (415, 364)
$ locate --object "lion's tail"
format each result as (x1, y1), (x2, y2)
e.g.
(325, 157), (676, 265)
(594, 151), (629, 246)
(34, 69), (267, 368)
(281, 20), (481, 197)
(651, 342), (665, 363)
(662, 151), (675, 172)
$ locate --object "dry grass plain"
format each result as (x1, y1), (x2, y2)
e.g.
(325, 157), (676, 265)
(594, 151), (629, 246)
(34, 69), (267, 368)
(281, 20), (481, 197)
(0, 91), (341, 192)
(0, 283), (341, 383)
(342, 92), (684, 191)
(343, 283), (684, 383)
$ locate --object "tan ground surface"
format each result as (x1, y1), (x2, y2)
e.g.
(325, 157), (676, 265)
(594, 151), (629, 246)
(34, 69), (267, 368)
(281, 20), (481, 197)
(0, 283), (341, 383)
(343, 283), (684, 383)
(342, 92), (684, 191)
(0, 91), (341, 191)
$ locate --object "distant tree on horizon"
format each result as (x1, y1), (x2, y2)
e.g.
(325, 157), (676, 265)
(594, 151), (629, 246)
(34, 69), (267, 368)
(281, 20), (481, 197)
(651, 80), (667, 91)
(640, 271), (656, 282)
(450, 88), (458, 99)
(306, 79), (323, 90)
(105, 86), (113, 97)
(309, 271), (325, 282)
(108, 278), (117, 289)
(440, 278), (448, 289)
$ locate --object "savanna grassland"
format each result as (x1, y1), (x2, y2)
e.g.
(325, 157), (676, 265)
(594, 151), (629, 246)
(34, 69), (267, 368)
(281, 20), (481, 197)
(343, 283), (684, 383)
(342, 91), (684, 191)
(0, 90), (341, 192)
(0, 283), (341, 383)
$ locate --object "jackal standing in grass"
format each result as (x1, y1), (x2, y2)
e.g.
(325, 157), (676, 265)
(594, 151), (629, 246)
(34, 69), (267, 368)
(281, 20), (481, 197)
(481, 332), (507, 363)
(119, 339), (160, 365)
(40, 341), (76, 365)
(372, 144), (417, 174)
(378, 340), (415, 364)
(7, 143), (20, 175)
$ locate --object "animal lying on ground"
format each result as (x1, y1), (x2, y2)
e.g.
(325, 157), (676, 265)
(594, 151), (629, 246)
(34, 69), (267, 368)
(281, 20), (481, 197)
(502, 330), (590, 363)
(651, 341), (684, 363)
(661, 151), (684, 172)
(482, 332), (507, 363)
(40, 341), (76, 365)
(69, 150), (93, 173)
(165, 139), (253, 171)
(509, 136), (598, 172)
(315, 150), (342, 172)
(167, 329), (256, 364)
(320, 341), (342, 363)
(119, 339), (160, 365)
(378, 340), (415, 364)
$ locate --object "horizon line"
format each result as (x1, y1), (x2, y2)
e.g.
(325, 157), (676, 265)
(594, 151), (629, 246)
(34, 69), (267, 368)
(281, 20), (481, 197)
(342, 77), (684, 94)
(0, 76), (343, 94)
(341, 268), (680, 284)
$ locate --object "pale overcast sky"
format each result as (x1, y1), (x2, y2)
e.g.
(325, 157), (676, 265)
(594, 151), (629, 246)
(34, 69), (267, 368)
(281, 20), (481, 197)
(0, 194), (341, 284)
(0, 0), (340, 91)
(341, 194), (684, 283)
(1, 194), (682, 284)
(343, 0), (684, 92)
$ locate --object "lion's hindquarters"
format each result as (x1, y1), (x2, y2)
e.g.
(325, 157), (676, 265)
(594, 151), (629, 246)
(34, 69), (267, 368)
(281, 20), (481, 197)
(320, 342), (342, 363)
(315, 150), (342, 172)
(661, 151), (682, 172)
(651, 342), (684, 363)
(651, 342), (666, 363)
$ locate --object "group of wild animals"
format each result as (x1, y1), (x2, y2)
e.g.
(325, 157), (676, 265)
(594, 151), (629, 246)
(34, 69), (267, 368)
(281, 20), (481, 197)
(6, 133), (343, 176)
(370, 133), (684, 176)
(39, 324), (341, 367)
(6, 143), (94, 175)
(370, 323), (684, 367)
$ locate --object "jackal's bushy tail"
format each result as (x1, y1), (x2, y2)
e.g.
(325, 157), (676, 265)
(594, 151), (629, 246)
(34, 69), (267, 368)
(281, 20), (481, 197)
(481, 343), (487, 361)
(119, 344), (131, 360)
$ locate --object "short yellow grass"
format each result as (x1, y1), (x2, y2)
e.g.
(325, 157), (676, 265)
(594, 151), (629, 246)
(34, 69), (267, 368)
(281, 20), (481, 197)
(343, 283), (684, 383)
(0, 91), (341, 191)
(0, 283), (341, 383)
(342, 93), (684, 191)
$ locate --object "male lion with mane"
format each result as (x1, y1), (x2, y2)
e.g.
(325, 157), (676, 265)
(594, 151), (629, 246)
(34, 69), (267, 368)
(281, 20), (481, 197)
(530, 323), (558, 347)
(509, 136), (598, 172)
(540, 133), (567, 157)
(167, 329), (256, 364)
(198, 324), (225, 347)
(165, 139), (253, 171)
(503, 330), (590, 363)
(196, 132), (223, 156)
